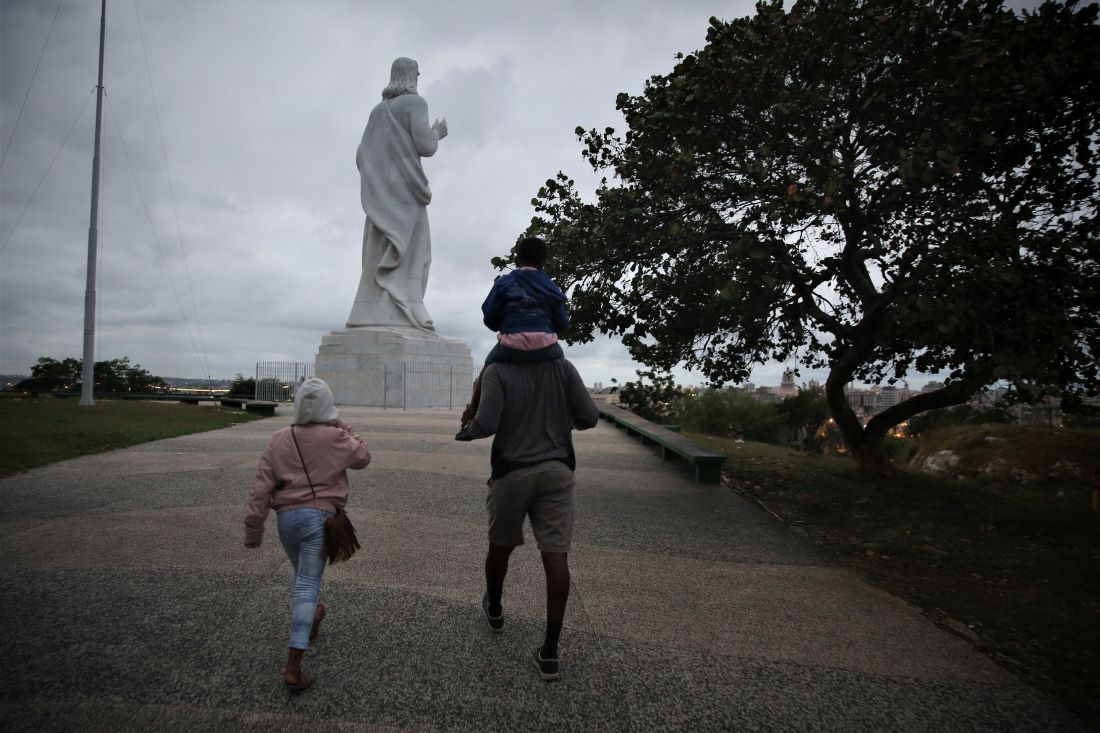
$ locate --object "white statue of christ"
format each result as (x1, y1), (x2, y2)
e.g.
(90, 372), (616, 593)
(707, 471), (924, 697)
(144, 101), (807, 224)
(346, 57), (448, 332)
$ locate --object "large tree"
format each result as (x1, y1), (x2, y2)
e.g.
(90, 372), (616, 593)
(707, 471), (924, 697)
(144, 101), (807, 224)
(514, 0), (1100, 474)
(18, 357), (83, 392)
(17, 356), (166, 394)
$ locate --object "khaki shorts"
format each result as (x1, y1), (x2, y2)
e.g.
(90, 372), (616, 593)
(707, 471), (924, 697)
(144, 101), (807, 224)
(486, 460), (576, 553)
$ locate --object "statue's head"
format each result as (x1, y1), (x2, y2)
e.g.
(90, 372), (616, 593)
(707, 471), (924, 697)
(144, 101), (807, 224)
(382, 57), (419, 99)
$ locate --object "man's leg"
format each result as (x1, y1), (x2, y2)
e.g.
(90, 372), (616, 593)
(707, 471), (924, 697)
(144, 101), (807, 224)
(483, 468), (532, 630)
(527, 462), (575, 678)
(540, 551), (570, 658)
(484, 542), (515, 617)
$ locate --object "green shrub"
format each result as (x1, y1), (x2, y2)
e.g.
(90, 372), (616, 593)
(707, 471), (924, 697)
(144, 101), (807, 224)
(884, 434), (918, 464)
(675, 389), (783, 443)
(618, 369), (683, 423)
(228, 374), (256, 398)
(775, 385), (828, 436)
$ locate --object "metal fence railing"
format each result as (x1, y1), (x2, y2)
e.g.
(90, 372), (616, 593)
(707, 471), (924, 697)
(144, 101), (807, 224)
(254, 361), (315, 402)
(263, 359), (476, 409)
(382, 360), (474, 410)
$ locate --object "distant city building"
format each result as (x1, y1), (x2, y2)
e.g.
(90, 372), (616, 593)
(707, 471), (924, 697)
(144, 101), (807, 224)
(776, 369), (798, 398)
(752, 386), (778, 403)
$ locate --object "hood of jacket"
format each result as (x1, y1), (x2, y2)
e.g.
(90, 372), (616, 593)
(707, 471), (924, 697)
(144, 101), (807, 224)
(505, 268), (565, 304)
(294, 377), (340, 425)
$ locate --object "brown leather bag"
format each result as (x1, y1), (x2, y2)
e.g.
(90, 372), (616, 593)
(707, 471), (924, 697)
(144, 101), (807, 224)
(291, 426), (361, 564)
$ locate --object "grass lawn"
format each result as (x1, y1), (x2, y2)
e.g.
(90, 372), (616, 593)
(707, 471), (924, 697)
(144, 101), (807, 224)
(688, 429), (1100, 729)
(0, 396), (267, 477)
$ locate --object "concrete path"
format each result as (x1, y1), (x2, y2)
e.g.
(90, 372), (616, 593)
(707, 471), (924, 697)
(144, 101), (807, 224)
(0, 407), (1086, 731)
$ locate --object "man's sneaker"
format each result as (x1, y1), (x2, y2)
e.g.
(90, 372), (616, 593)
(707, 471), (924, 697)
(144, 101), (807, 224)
(533, 646), (560, 681)
(482, 593), (503, 634)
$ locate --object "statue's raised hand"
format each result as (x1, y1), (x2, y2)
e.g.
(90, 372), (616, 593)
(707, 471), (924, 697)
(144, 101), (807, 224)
(432, 118), (448, 140)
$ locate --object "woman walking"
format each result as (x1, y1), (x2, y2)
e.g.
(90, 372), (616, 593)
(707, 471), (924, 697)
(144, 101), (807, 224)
(244, 377), (370, 690)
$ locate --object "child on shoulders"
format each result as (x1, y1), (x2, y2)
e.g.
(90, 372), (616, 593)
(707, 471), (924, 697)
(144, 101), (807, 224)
(460, 236), (569, 427)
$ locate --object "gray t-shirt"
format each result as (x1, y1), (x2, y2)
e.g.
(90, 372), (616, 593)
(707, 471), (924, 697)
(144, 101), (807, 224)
(465, 359), (599, 479)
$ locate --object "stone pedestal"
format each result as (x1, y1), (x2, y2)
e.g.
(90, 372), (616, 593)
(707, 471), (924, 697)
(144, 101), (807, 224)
(315, 327), (474, 408)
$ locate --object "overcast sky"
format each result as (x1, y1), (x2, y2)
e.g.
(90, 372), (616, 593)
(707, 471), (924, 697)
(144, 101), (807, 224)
(0, 0), (1035, 388)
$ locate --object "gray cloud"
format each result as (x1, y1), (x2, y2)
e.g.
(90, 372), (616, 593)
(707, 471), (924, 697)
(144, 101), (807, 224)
(1, 0), (906, 390)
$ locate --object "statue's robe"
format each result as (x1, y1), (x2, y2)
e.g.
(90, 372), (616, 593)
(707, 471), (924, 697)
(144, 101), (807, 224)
(346, 94), (438, 331)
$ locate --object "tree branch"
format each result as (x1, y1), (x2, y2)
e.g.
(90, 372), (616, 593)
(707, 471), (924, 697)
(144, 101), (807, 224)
(865, 373), (992, 436)
(785, 263), (853, 339)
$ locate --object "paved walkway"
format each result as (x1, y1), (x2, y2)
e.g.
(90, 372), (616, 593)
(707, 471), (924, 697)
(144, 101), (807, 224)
(0, 406), (1086, 731)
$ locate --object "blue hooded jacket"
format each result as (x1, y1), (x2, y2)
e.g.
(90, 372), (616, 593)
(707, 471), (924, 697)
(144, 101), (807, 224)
(482, 268), (569, 335)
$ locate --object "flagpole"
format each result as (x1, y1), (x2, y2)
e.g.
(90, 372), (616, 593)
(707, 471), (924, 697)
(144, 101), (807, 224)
(80, 0), (106, 406)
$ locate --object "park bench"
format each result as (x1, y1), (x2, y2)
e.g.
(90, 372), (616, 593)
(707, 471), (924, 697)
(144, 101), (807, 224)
(127, 393), (178, 401)
(597, 404), (726, 484)
(243, 401), (277, 417)
(218, 397), (277, 416)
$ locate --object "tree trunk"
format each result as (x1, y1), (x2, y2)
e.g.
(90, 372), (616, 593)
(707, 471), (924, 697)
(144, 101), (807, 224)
(825, 365), (897, 477)
(847, 428), (896, 477)
(825, 361), (990, 477)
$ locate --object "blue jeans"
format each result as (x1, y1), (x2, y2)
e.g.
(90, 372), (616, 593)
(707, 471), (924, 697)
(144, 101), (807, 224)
(277, 508), (332, 650)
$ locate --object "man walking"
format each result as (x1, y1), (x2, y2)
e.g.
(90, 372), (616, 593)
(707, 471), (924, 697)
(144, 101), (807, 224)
(455, 357), (598, 680)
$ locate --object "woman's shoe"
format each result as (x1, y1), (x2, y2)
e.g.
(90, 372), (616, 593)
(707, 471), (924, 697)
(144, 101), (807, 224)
(283, 671), (314, 691)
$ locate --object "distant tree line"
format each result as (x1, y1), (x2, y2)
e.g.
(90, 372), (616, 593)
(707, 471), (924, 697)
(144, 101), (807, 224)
(619, 370), (839, 451)
(620, 369), (1100, 459)
(15, 357), (167, 394)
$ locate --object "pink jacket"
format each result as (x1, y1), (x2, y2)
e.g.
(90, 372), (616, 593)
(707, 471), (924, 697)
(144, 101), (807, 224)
(244, 421), (371, 546)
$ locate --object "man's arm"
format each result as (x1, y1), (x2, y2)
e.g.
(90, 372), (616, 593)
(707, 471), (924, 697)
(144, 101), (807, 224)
(565, 361), (599, 430)
(457, 365), (503, 440)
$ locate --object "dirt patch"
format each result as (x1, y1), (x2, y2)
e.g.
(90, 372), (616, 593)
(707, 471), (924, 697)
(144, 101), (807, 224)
(718, 443), (1099, 731)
